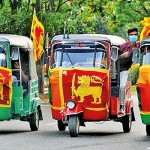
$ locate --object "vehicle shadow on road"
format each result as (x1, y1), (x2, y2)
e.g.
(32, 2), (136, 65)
(0, 130), (30, 135)
(79, 131), (124, 137)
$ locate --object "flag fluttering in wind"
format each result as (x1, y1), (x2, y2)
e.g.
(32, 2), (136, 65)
(140, 17), (150, 42)
(31, 8), (45, 62)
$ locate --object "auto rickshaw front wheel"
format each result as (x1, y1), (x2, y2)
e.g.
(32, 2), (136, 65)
(122, 112), (132, 133)
(29, 109), (39, 131)
(58, 120), (66, 131)
(68, 115), (80, 137)
(146, 125), (150, 136)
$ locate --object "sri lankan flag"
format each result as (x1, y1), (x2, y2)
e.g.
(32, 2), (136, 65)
(31, 8), (45, 62)
(140, 17), (150, 42)
(49, 68), (110, 110)
(0, 67), (12, 107)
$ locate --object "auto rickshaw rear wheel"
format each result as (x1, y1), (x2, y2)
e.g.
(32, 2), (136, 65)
(58, 120), (66, 131)
(122, 111), (132, 133)
(68, 115), (80, 137)
(146, 125), (150, 136)
(29, 109), (39, 131)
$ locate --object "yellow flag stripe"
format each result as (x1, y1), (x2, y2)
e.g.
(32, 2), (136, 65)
(140, 110), (150, 115)
(51, 106), (108, 111)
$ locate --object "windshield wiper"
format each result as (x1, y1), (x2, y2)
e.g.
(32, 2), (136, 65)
(60, 44), (74, 67)
(60, 45), (64, 67)
(65, 51), (74, 67)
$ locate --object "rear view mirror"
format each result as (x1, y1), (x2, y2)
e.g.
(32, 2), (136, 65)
(11, 47), (19, 60)
(132, 49), (139, 63)
(111, 47), (118, 62)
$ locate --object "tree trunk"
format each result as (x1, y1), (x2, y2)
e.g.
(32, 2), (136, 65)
(36, 0), (41, 13)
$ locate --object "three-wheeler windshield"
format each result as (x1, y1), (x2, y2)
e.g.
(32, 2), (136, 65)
(142, 46), (150, 65)
(53, 48), (107, 68)
(0, 53), (6, 67)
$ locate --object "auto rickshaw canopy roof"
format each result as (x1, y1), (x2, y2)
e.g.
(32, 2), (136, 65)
(98, 34), (126, 46)
(0, 34), (33, 51)
(51, 34), (126, 46)
(140, 37), (150, 48)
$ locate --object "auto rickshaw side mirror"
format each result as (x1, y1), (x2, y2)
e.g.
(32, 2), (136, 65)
(11, 48), (19, 60)
(132, 48), (139, 63)
(111, 46), (118, 62)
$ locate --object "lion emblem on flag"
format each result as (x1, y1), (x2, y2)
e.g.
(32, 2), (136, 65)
(71, 74), (103, 104)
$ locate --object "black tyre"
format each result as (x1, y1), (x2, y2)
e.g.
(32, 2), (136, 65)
(146, 125), (150, 136)
(58, 120), (66, 131)
(122, 112), (132, 133)
(29, 110), (39, 131)
(68, 115), (80, 137)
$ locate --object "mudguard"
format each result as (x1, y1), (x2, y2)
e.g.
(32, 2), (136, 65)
(125, 99), (133, 114)
(125, 99), (135, 121)
(65, 103), (83, 116)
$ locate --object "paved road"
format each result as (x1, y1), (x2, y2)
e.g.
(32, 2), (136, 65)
(0, 94), (150, 150)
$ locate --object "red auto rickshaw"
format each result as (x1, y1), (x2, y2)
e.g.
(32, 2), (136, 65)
(48, 34), (135, 137)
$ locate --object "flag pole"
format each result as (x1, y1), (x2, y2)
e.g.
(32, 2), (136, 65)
(30, 8), (36, 39)
(45, 32), (49, 55)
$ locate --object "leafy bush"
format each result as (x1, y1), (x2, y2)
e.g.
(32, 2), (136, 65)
(129, 63), (140, 85)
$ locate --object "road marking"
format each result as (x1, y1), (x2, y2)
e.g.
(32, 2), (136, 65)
(146, 147), (150, 149)
(46, 122), (57, 126)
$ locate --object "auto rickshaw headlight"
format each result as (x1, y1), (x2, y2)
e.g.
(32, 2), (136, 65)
(66, 100), (76, 109)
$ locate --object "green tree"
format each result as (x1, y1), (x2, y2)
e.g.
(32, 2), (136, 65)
(0, 0), (150, 92)
(1, 0), (149, 38)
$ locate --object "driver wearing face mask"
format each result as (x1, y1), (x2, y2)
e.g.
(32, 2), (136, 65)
(118, 27), (140, 114)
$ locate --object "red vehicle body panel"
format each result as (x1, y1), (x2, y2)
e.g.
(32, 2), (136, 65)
(50, 68), (110, 121)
